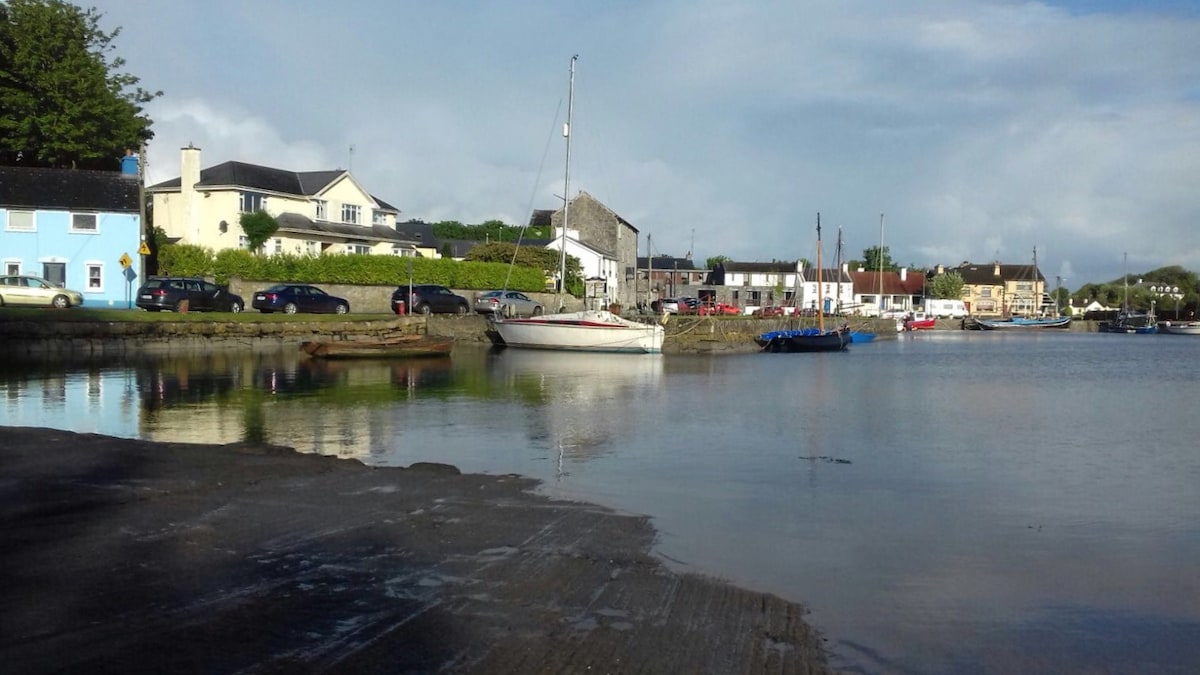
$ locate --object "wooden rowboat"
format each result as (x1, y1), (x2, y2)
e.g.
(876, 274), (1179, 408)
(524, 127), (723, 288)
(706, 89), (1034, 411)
(300, 335), (454, 359)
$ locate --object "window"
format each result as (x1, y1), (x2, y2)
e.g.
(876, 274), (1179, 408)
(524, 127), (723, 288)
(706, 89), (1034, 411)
(349, 244), (371, 255)
(372, 209), (387, 225)
(304, 240), (320, 255)
(42, 262), (65, 286)
(238, 235), (250, 250)
(6, 210), (35, 232)
(86, 263), (103, 291)
(391, 246), (415, 257)
(71, 213), (98, 232)
(272, 238), (283, 255)
(980, 288), (992, 298)
(315, 200), (327, 220)
(341, 204), (360, 224)
(4, 261), (19, 275)
(239, 192), (266, 213)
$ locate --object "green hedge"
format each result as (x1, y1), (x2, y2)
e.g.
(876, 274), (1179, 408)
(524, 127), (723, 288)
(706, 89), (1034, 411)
(157, 245), (549, 292)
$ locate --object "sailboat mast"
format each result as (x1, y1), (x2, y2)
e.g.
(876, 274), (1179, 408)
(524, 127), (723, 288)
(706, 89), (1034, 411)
(816, 213), (824, 332)
(878, 213), (885, 316)
(559, 55), (577, 308)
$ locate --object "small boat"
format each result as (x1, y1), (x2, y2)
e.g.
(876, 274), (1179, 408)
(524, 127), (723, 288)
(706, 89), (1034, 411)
(300, 335), (454, 359)
(1098, 312), (1157, 334)
(975, 316), (1072, 330)
(1158, 321), (1200, 335)
(849, 329), (876, 343)
(901, 311), (936, 331)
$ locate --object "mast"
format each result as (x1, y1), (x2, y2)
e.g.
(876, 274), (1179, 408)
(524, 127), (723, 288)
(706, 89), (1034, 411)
(878, 213), (885, 316)
(1032, 246), (1038, 317)
(836, 226), (843, 315)
(816, 213), (824, 332)
(558, 55), (577, 311)
(1122, 251), (1129, 313)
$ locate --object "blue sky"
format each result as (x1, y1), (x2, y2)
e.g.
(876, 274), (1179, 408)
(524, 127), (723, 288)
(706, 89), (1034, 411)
(91, 0), (1200, 287)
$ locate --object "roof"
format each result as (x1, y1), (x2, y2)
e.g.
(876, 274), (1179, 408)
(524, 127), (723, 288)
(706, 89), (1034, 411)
(948, 262), (1044, 285)
(721, 261), (799, 274)
(0, 166), (139, 212)
(528, 191), (639, 233)
(275, 212), (416, 245)
(851, 270), (925, 295)
(394, 220), (437, 244)
(799, 268), (853, 283)
(638, 256), (697, 271)
(148, 160), (398, 212)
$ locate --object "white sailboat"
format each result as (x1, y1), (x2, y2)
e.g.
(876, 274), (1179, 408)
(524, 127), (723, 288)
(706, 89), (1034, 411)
(489, 56), (665, 354)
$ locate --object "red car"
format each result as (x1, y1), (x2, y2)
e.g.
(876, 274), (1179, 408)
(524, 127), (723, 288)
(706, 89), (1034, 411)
(700, 302), (740, 316)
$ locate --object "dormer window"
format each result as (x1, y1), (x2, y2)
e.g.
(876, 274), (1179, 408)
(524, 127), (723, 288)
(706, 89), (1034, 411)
(372, 209), (387, 225)
(341, 204), (361, 224)
(315, 200), (327, 220)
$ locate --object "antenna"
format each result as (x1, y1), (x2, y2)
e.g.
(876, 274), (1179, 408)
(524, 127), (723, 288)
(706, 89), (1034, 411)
(348, 145), (355, 172)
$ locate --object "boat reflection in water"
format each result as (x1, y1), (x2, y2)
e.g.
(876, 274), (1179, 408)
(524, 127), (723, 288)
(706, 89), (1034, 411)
(483, 349), (664, 481)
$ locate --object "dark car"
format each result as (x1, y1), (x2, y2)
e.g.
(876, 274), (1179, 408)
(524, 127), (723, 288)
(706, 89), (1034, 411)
(392, 284), (470, 315)
(252, 284), (349, 314)
(136, 277), (244, 313)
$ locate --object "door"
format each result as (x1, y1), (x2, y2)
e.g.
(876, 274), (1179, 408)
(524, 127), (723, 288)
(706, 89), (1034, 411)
(42, 263), (66, 286)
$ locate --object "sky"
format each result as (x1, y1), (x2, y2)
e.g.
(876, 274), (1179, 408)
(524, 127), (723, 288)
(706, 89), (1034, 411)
(88, 0), (1200, 288)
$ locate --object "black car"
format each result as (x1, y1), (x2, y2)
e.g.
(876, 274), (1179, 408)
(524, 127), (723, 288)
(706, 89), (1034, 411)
(252, 284), (350, 314)
(392, 284), (470, 315)
(136, 277), (244, 313)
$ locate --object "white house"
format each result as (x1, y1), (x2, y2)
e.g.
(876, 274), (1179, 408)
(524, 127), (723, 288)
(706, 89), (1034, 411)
(148, 145), (417, 256)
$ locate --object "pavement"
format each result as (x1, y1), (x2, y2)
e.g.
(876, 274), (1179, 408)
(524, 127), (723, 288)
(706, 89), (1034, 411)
(1, 427), (835, 674)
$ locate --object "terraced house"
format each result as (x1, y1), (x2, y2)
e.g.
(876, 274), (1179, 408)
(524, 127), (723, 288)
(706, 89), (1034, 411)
(937, 261), (1048, 317)
(148, 146), (416, 256)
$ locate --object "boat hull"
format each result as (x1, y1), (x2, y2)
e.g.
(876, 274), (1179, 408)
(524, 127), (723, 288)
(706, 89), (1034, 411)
(976, 317), (1072, 330)
(757, 327), (850, 353)
(1157, 321), (1200, 335)
(300, 336), (454, 359)
(490, 310), (665, 353)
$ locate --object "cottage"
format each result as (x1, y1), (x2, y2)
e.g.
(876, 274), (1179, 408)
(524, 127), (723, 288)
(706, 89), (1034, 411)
(0, 165), (142, 308)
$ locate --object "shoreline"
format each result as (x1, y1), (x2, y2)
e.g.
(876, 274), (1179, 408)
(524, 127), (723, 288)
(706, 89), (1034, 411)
(1, 426), (835, 674)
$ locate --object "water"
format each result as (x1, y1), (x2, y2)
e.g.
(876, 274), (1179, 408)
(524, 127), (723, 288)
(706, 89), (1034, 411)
(3, 332), (1199, 674)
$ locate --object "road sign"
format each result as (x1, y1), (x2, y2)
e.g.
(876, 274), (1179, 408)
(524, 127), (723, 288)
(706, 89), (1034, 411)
(119, 253), (132, 269)
(138, 241), (151, 256)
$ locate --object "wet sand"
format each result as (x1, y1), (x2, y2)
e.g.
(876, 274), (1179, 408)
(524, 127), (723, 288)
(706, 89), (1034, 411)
(1, 427), (834, 674)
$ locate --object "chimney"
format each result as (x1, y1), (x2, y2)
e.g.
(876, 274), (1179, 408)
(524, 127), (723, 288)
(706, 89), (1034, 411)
(936, 264), (944, 275)
(900, 267), (908, 282)
(993, 262), (1001, 276)
(181, 144), (202, 243)
(842, 262), (848, 273)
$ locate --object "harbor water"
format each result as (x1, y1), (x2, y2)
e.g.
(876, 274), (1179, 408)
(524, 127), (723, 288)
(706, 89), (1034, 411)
(2, 331), (1198, 674)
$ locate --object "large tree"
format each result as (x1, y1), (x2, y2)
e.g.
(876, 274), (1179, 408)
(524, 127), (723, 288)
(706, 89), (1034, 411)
(0, 0), (160, 169)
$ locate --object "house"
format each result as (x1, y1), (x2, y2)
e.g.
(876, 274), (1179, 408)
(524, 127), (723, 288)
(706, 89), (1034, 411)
(636, 255), (705, 300)
(148, 145), (417, 256)
(710, 261), (802, 309)
(0, 165), (142, 308)
(849, 267), (925, 316)
(530, 191), (640, 308)
(934, 261), (1047, 317)
(393, 220), (445, 258)
(797, 265), (854, 314)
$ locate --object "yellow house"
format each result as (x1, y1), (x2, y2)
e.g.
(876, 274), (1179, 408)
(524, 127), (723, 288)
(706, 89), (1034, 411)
(148, 145), (418, 256)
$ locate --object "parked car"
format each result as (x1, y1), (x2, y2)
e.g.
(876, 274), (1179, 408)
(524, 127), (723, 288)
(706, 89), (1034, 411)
(474, 290), (544, 317)
(252, 284), (349, 314)
(677, 297), (700, 314)
(136, 277), (244, 313)
(0, 275), (84, 308)
(699, 301), (740, 316)
(653, 298), (681, 314)
(392, 284), (470, 315)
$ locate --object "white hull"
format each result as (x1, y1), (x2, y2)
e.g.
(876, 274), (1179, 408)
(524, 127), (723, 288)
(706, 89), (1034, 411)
(491, 310), (664, 353)
(1158, 322), (1200, 335)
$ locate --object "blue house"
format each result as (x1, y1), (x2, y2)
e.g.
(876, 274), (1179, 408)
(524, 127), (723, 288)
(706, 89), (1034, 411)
(0, 166), (142, 308)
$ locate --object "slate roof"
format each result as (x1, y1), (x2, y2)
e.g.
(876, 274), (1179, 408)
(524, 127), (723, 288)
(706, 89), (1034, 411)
(637, 256), (697, 271)
(0, 166), (139, 212)
(949, 262), (1044, 285)
(394, 220), (437, 245)
(275, 212), (416, 245)
(800, 268), (853, 283)
(148, 160), (398, 212)
(528, 192), (638, 232)
(722, 261), (799, 274)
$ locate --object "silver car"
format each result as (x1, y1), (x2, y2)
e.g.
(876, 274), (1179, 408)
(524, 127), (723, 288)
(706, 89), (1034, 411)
(0, 275), (84, 308)
(474, 290), (544, 317)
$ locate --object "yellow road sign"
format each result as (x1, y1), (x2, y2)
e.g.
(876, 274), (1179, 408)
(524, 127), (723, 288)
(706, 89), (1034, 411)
(119, 253), (132, 269)
(138, 241), (151, 256)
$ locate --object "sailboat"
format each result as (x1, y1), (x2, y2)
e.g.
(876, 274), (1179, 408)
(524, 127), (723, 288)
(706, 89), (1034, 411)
(755, 214), (851, 353)
(1098, 252), (1157, 334)
(488, 56), (665, 353)
(975, 247), (1072, 329)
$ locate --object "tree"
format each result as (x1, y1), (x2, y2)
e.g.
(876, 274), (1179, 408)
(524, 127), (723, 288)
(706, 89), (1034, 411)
(706, 255), (730, 269)
(465, 241), (583, 295)
(927, 271), (965, 299)
(0, 0), (161, 169)
(860, 246), (895, 272)
(239, 211), (278, 253)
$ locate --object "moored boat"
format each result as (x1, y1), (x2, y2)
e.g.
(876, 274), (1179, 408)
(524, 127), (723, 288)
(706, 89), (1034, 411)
(300, 335), (454, 359)
(1156, 320), (1200, 335)
(976, 316), (1072, 330)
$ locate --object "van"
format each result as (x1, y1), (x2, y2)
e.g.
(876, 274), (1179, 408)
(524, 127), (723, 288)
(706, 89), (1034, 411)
(925, 298), (967, 319)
